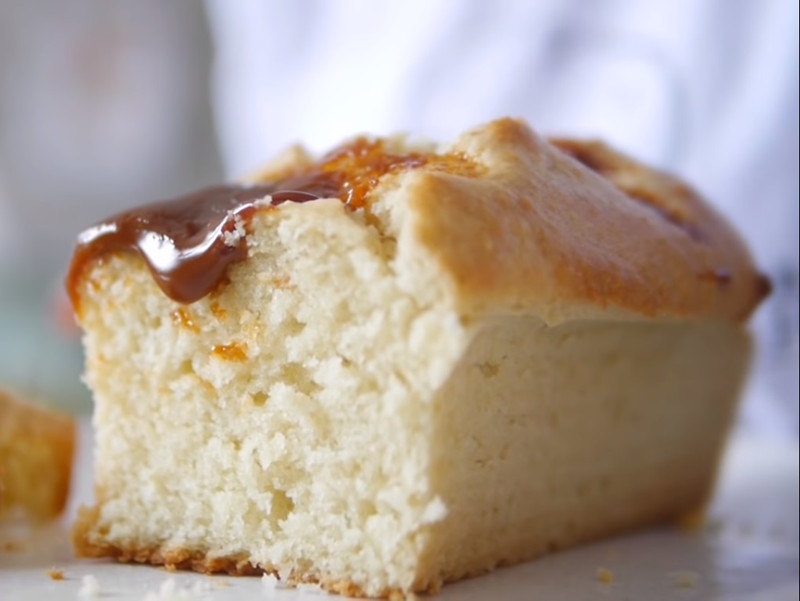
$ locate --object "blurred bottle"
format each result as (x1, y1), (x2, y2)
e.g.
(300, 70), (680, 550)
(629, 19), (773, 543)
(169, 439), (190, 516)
(0, 0), (222, 411)
(0, 0), (222, 274)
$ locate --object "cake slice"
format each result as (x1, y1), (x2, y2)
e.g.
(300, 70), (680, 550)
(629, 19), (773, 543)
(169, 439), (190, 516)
(0, 388), (76, 521)
(68, 118), (768, 597)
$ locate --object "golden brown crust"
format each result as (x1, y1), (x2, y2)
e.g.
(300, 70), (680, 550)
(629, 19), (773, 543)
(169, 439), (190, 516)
(67, 118), (767, 598)
(399, 118), (768, 324)
(73, 529), (436, 599)
(72, 506), (265, 575)
(72, 501), (704, 599)
(73, 512), (390, 597)
(70, 118), (767, 325)
(74, 503), (440, 598)
(0, 389), (76, 520)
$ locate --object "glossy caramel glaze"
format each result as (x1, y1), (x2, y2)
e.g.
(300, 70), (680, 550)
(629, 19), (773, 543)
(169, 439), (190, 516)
(66, 138), (477, 311)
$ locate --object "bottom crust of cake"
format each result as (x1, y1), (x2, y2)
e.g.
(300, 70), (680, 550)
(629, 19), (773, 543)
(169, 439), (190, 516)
(72, 503), (703, 599)
(72, 513), (436, 598)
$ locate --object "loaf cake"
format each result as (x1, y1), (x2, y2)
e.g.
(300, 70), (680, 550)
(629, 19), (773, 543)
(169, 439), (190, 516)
(0, 388), (76, 521)
(68, 118), (768, 597)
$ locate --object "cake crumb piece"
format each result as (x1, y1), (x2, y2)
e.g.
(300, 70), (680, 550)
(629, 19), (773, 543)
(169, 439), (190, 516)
(253, 195), (274, 209)
(78, 575), (100, 598)
(670, 570), (699, 589)
(212, 579), (230, 588)
(596, 567), (614, 584)
(142, 578), (193, 601)
(46, 568), (65, 581)
(190, 580), (212, 594)
(222, 212), (247, 247)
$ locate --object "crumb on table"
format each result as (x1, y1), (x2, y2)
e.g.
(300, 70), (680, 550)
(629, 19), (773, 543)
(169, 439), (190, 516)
(596, 567), (615, 584)
(191, 580), (213, 594)
(78, 574), (100, 598)
(46, 568), (65, 581)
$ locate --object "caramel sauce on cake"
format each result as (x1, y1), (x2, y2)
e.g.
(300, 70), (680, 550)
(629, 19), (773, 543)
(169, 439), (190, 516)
(66, 139), (476, 310)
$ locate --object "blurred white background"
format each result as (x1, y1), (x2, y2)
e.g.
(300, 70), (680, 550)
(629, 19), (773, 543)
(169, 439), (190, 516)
(0, 0), (222, 410)
(0, 0), (796, 440)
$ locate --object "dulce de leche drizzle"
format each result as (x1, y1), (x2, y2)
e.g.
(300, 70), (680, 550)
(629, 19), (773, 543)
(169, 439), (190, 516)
(66, 138), (476, 310)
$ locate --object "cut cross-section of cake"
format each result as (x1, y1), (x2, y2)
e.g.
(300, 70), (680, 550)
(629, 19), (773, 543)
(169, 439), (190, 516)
(68, 118), (768, 598)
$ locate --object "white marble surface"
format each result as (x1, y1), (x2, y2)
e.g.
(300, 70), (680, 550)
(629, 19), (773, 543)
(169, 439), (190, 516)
(1, 422), (797, 601)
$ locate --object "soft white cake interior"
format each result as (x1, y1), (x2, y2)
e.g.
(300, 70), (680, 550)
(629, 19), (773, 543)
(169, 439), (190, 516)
(77, 197), (749, 596)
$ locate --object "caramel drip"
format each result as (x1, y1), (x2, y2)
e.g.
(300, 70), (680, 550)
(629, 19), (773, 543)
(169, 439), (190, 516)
(66, 139), (476, 310)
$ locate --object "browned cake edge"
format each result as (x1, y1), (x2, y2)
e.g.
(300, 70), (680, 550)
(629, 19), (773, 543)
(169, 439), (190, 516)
(71, 499), (707, 599)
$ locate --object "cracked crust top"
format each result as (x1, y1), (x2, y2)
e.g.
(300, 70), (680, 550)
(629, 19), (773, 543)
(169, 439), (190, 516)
(247, 118), (768, 325)
(390, 118), (768, 324)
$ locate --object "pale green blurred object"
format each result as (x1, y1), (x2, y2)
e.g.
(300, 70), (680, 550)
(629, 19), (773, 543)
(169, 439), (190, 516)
(0, 272), (89, 414)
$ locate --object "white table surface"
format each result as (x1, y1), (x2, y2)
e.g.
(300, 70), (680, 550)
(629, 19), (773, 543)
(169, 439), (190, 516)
(1, 421), (798, 601)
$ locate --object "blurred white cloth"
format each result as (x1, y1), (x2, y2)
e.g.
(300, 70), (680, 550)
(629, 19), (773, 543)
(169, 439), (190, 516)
(207, 0), (798, 438)
(0, 1), (220, 272)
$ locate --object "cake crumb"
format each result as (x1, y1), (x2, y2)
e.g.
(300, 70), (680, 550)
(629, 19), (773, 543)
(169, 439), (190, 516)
(222, 212), (247, 247)
(212, 579), (230, 588)
(190, 580), (212, 594)
(596, 567), (614, 584)
(142, 578), (194, 601)
(253, 195), (274, 209)
(670, 570), (699, 589)
(78, 575), (101, 598)
(46, 568), (65, 581)
(420, 496), (448, 524)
